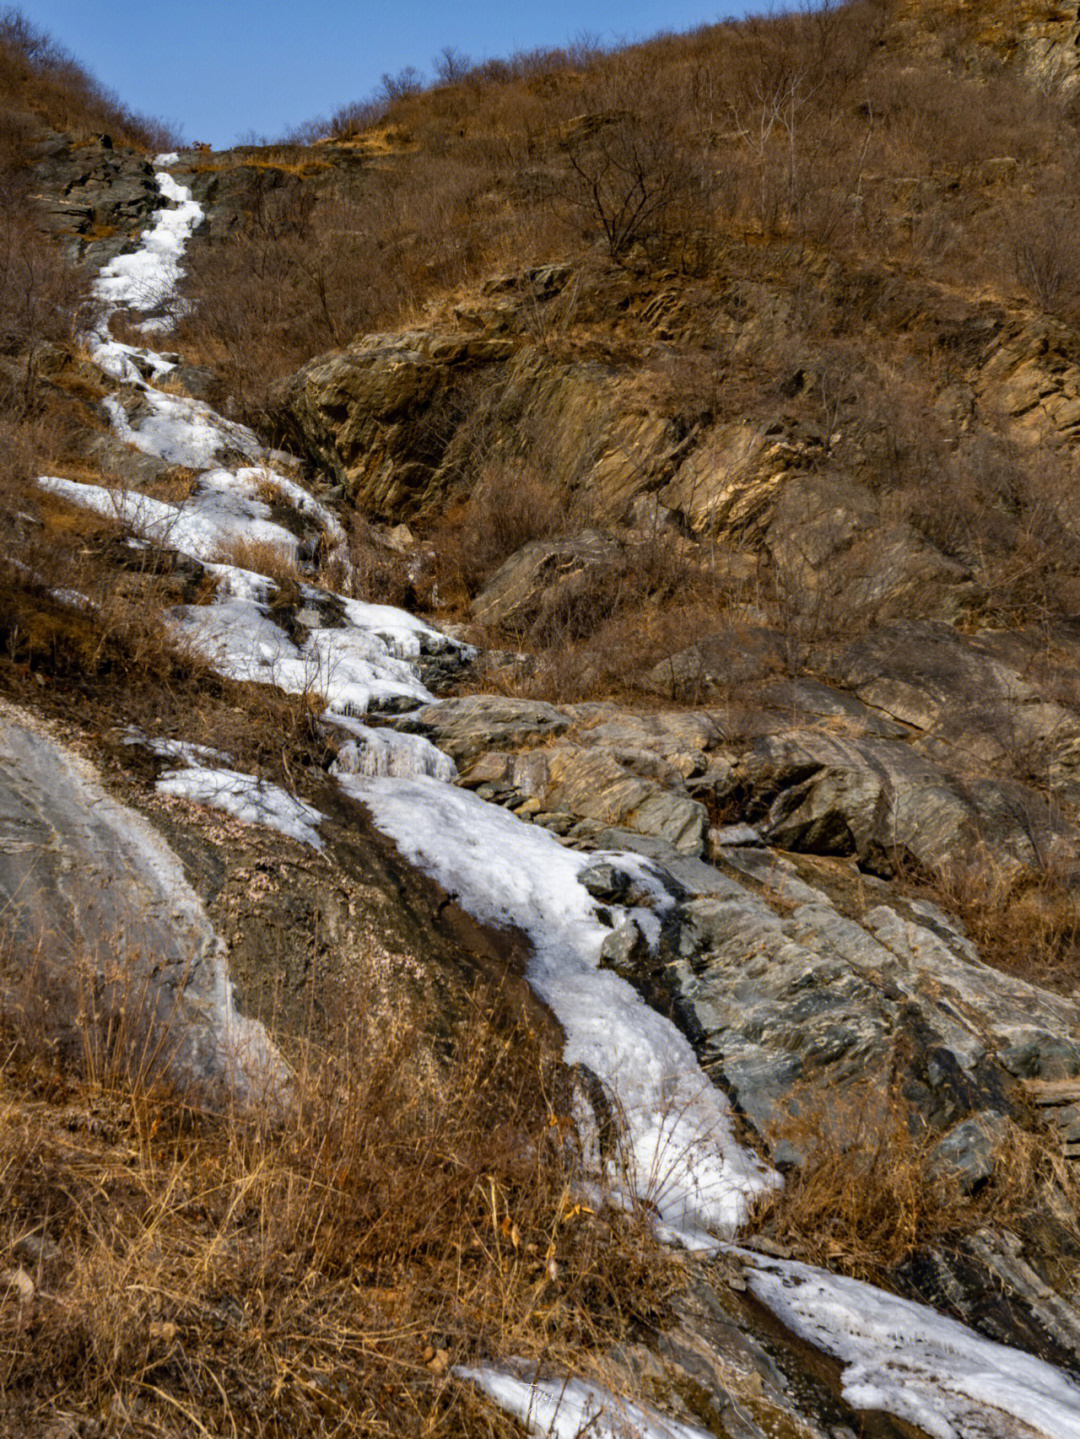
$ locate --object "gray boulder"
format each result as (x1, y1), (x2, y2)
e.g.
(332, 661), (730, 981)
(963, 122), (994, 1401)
(0, 701), (279, 1096)
(471, 531), (620, 632)
(719, 728), (1071, 877)
(393, 694), (571, 764)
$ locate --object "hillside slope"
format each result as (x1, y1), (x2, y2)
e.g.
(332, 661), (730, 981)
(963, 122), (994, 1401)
(9, 3), (1080, 1437)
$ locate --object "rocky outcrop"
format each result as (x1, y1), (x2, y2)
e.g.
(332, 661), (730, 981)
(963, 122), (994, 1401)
(394, 694), (572, 763)
(29, 131), (163, 267)
(471, 530), (620, 630)
(0, 701), (278, 1095)
(271, 331), (514, 520)
(832, 619), (1080, 812)
(711, 728), (1071, 878)
(272, 321), (695, 524)
(600, 833), (1080, 1170)
(765, 474), (970, 623)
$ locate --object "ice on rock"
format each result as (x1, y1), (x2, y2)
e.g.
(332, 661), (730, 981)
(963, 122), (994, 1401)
(342, 775), (777, 1239)
(457, 1363), (713, 1439)
(327, 720), (457, 782)
(157, 766), (324, 850)
(130, 731), (323, 848)
(72, 163), (352, 586)
(104, 390), (262, 469)
(93, 169), (202, 317)
(739, 1250), (1080, 1439)
(167, 562), (467, 715)
(169, 594), (437, 716)
(93, 340), (177, 384)
(93, 170), (203, 320)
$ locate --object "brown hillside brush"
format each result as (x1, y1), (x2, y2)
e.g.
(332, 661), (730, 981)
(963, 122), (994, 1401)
(0, 952), (677, 1437)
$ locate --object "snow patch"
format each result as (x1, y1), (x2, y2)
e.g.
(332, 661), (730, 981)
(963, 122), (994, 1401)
(342, 776), (777, 1239)
(739, 1250), (1080, 1439)
(339, 594), (469, 661)
(36, 474), (299, 565)
(124, 730), (233, 766)
(93, 169), (203, 320)
(157, 766), (324, 850)
(169, 594), (436, 715)
(457, 1364), (712, 1439)
(93, 339), (178, 384)
(103, 389), (262, 469)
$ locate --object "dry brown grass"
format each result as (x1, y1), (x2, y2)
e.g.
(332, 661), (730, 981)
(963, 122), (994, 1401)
(213, 536), (303, 587)
(155, 0), (1080, 664)
(0, 948), (677, 1438)
(430, 459), (571, 609)
(749, 1077), (1080, 1289)
(909, 849), (1080, 994)
(0, 7), (175, 153)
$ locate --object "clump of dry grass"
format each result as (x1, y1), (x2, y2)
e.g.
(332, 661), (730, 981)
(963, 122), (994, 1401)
(749, 1083), (973, 1280)
(0, 942), (677, 1437)
(431, 460), (569, 609)
(749, 1077), (1080, 1291)
(911, 850), (1080, 995)
(213, 536), (303, 587)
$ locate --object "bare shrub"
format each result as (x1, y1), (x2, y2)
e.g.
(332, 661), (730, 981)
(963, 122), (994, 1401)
(431, 458), (570, 606)
(433, 46), (472, 86)
(0, 6), (178, 149)
(559, 98), (696, 259)
(346, 512), (424, 609)
(902, 427), (1077, 623)
(1012, 200), (1080, 318)
(381, 65), (425, 103)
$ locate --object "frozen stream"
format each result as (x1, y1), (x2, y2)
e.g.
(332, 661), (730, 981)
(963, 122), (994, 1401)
(33, 156), (1080, 1439)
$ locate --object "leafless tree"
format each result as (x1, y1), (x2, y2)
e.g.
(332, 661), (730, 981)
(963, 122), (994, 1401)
(560, 105), (694, 259)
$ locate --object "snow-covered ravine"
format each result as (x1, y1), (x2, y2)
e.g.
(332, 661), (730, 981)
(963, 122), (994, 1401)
(43, 156), (1080, 1439)
(347, 774), (776, 1239)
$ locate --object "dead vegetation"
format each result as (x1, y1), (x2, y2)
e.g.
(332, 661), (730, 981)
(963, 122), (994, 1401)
(0, 945), (676, 1438)
(904, 847), (1080, 993)
(0, 7), (175, 153)
(156, 0), (1080, 690)
(749, 1077), (1080, 1292)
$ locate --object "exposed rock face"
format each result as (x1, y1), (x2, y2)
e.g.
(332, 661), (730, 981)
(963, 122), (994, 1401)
(394, 694), (572, 763)
(713, 728), (1071, 878)
(639, 847), (1080, 1165)
(271, 331), (514, 520)
(765, 474), (970, 624)
(832, 619), (1080, 811)
(273, 326), (694, 525)
(640, 625), (790, 700)
(29, 131), (164, 267)
(471, 531), (620, 630)
(0, 701), (278, 1094)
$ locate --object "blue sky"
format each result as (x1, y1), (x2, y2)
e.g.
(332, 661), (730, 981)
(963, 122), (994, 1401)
(24, 0), (759, 148)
